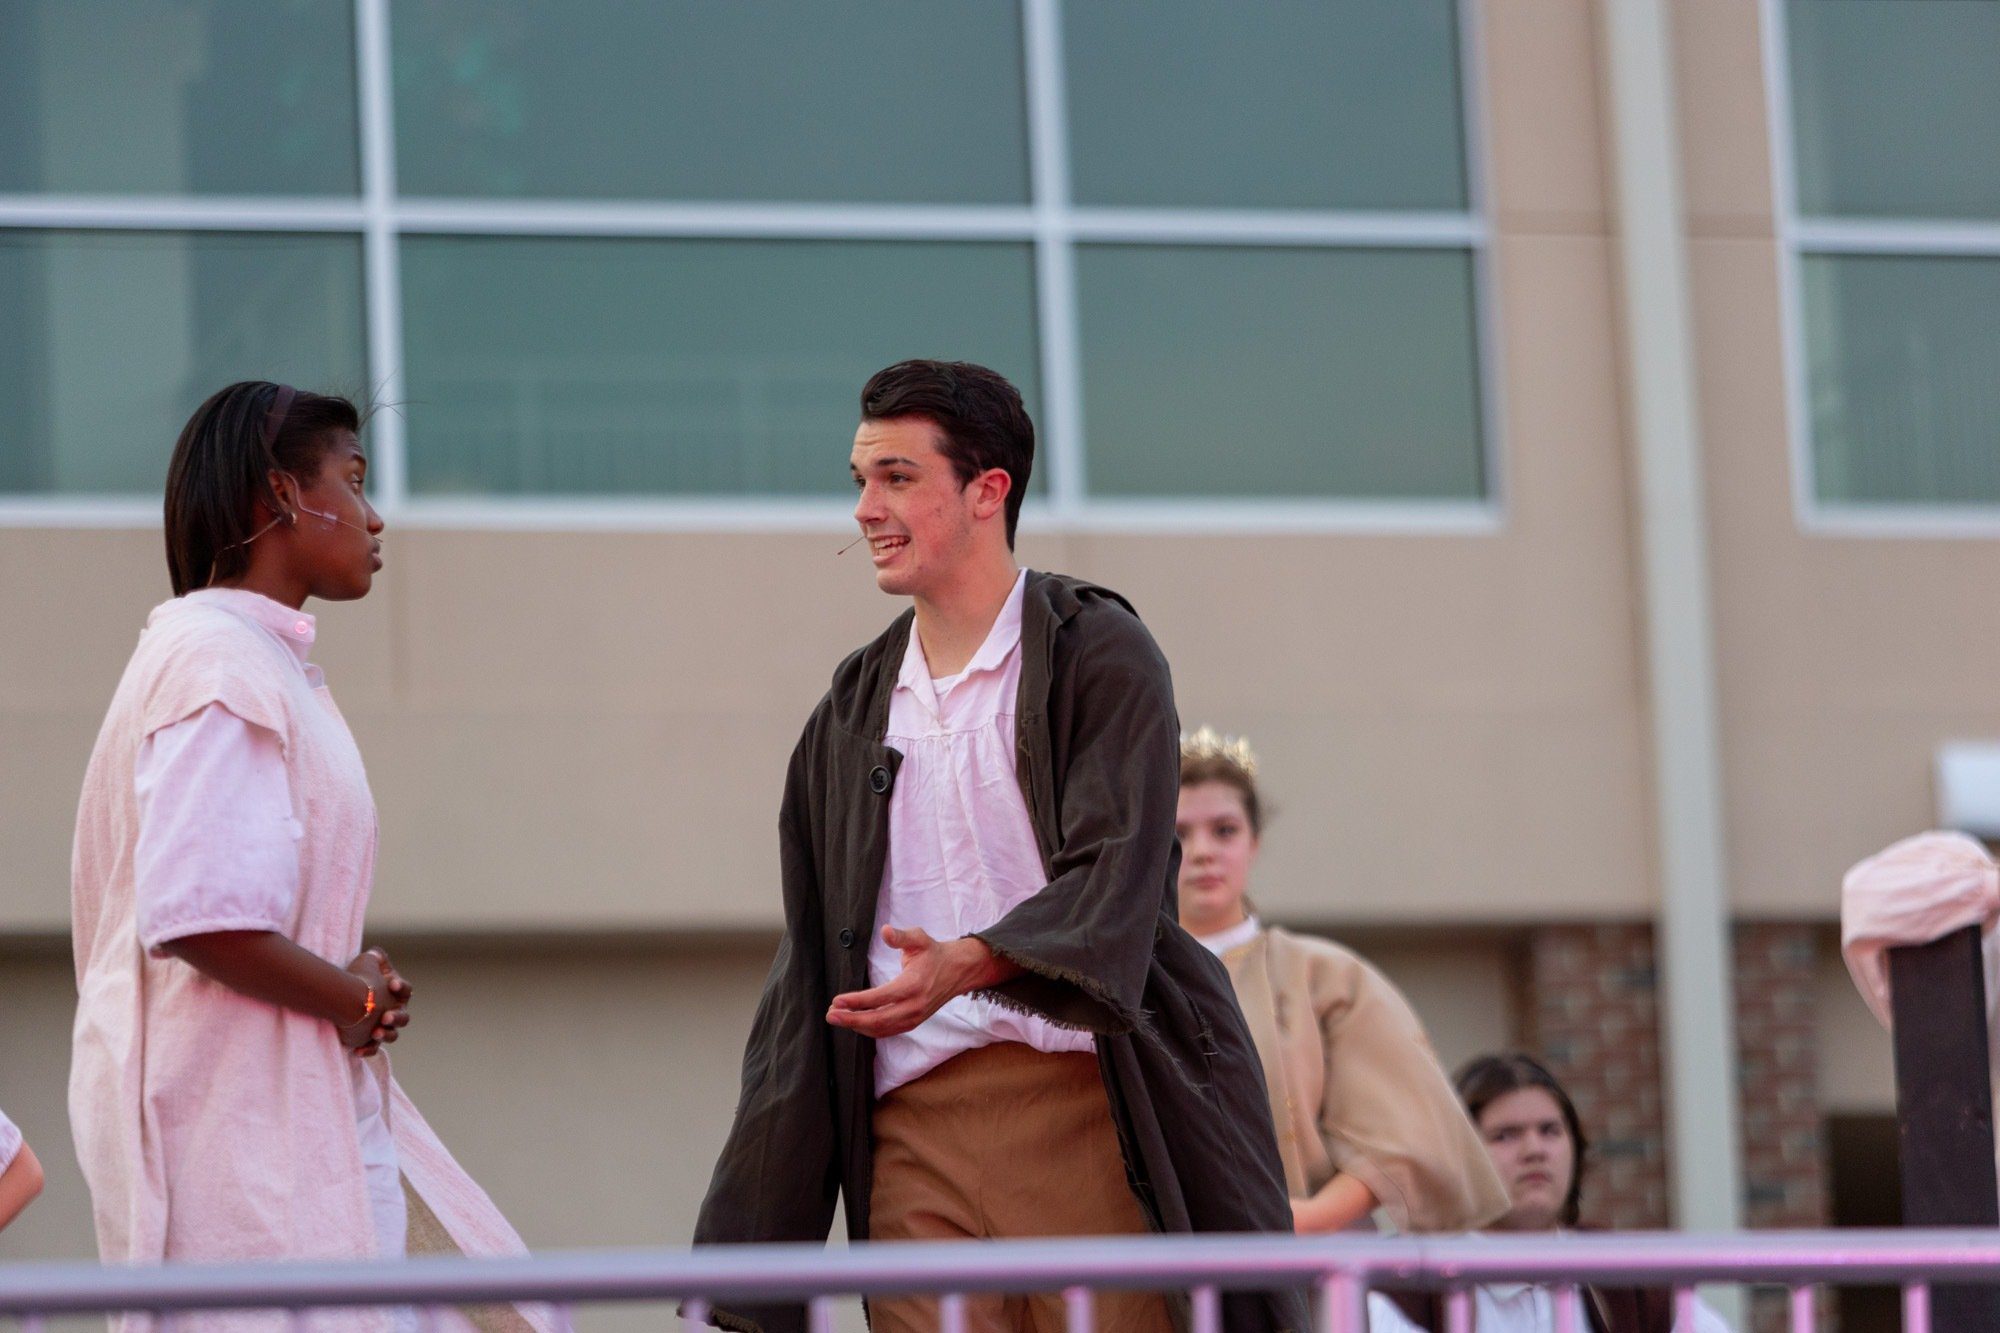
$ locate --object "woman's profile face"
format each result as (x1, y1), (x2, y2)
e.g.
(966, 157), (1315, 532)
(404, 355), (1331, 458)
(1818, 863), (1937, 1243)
(279, 432), (384, 602)
(1476, 1086), (1576, 1232)
(1175, 780), (1259, 935)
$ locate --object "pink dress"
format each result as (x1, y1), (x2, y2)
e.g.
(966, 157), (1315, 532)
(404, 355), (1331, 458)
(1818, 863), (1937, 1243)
(71, 589), (562, 1332)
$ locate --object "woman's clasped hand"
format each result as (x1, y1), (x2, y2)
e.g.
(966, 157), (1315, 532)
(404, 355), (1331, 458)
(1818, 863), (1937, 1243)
(339, 946), (413, 1054)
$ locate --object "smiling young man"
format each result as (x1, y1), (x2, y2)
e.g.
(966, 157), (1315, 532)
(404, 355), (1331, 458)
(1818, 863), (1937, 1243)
(694, 361), (1304, 1333)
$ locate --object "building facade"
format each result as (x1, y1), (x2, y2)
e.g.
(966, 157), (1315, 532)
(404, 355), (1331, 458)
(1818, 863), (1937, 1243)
(5, 3), (1993, 1327)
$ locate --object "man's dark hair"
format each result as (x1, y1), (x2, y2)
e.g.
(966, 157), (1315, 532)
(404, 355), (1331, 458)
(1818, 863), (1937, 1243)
(859, 360), (1034, 548)
(1454, 1052), (1590, 1227)
(163, 381), (365, 596)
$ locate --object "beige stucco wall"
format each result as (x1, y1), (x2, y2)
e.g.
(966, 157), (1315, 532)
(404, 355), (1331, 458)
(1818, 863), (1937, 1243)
(0, 9), (1959, 1324)
(0, 933), (1513, 1268)
(1814, 940), (1896, 1114)
(0, 524), (1652, 931)
(0, 3), (1670, 936)
(1672, 0), (2000, 917)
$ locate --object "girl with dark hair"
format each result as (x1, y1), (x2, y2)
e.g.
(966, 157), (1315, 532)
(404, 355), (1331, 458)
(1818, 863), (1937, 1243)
(70, 383), (561, 1333)
(1369, 1054), (1732, 1332)
(1454, 1054), (1590, 1232)
(1175, 729), (1507, 1236)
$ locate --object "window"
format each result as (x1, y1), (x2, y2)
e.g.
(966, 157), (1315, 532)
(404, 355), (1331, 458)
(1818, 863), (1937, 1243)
(1078, 246), (1483, 500)
(399, 236), (1039, 497)
(392, 2), (1030, 204)
(0, 231), (365, 495)
(0, 0), (359, 196)
(0, 0), (1491, 522)
(1773, 0), (2000, 516)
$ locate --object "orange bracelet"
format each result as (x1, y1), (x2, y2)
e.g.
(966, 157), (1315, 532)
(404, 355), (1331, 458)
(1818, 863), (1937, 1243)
(349, 984), (377, 1029)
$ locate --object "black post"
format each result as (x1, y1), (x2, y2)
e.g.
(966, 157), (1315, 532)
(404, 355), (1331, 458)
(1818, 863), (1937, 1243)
(1889, 925), (2000, 1331)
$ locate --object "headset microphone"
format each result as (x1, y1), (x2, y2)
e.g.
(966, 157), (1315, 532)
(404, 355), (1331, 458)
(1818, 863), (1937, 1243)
(296, 502), (377, 538)
(836, 534), (867, 555)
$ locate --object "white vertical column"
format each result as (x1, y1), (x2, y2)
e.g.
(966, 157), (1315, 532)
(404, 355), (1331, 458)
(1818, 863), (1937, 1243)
(1021, 0), (1086, 518)
(354, 0), (408, 509)
(1455, 0), (1507, 509)
(1598, 0), (1745, 1262)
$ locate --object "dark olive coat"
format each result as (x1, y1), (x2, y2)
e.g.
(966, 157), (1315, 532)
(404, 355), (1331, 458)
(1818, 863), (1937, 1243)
(693, 572), (1306, 1333)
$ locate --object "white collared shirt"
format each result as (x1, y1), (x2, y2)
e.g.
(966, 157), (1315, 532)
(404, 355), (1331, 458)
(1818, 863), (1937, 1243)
(1195, 915), (1263, 957)
(1366, 1273), (1733, 1331)
(871, 569), (1096, 1097)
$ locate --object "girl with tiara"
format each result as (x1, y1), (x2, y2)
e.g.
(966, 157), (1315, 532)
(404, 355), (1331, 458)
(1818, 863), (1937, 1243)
(1176, 727), (1508, 1235)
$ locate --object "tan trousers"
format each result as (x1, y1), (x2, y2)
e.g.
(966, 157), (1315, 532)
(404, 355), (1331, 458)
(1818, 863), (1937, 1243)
(867, 1042), (1175, 1333)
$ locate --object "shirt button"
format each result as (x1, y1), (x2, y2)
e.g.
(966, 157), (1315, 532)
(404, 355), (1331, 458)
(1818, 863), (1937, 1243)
(868, 765), (891, 795)
(294, 619), (310, 635)
(838, 928), (856, 948)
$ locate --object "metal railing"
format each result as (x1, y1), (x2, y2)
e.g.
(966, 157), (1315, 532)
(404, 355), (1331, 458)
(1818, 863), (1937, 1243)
(3, 1230), (1998, 1331)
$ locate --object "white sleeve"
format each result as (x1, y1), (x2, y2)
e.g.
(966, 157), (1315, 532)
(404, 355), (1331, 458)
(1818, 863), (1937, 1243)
(134, 702), (302, 955)
(1366, 1293), (1426, 1333)
(0, 1107), (20, 1174)
(1686, 1296), (1735, 1333)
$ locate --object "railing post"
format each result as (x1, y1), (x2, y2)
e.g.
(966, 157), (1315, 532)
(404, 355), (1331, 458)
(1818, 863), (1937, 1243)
(1190, 1284), (1220, 1333)
(1553, 1284), (1581, 1333)
(1788, 1285), (1814, 1333)
(1904, 1281), (1932, 1333)
(1890, 927), (2000, 1331)
(1318, 1273), (1364, 1333)
(1445, 1288), (1473, 1333)
(1063, 1285), (1093, 1333)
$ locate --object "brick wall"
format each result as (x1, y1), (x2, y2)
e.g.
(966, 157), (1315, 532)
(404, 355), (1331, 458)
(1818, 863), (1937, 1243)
(1735, 923), (1831, 1333)
(1518, 921), (1833, 1332)
(1734, 922), (1828, 1231)
(1522, 924), (1673, 1228)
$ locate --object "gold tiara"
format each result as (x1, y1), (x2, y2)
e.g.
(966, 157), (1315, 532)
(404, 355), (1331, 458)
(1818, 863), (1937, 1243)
(1180, 726), (1258, 778)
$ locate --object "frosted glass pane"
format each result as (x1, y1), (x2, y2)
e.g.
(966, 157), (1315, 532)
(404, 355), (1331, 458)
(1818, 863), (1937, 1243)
(393, 0), (1028, 203)
(1078, 246), (1483, 499)
(1064, 0), (1466, 210)
(1804, 254), (2000, 505)
(400, 237), (1040, 497)
(1787, 0), (2000, 220)
(0, 232), (366, 495)
(0, 1), (358, 195)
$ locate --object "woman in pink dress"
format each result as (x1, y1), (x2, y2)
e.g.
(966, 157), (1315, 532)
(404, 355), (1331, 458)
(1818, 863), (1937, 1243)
(70, 382), (560, 1332)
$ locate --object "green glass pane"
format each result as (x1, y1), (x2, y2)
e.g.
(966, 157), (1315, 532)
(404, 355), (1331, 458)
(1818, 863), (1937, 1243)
(393, 1), (1028, 203)
(1803, 254), (2000, 505)
(0, 232), (366, 495)
(1078, 245), (1483, 499)
(1064, 0), (1466, 210)
(400, 237), (1041, 497)
(0, 1), (358, 195)
(1787, 0), (2000, 220)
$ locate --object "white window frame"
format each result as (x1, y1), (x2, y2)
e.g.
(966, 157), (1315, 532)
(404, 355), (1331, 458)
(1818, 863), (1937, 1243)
(1761, 0), (2000, 539)
(0, 0), (1504, 536)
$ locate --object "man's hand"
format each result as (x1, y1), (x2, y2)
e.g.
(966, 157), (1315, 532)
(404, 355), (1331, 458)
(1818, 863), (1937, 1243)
(825, 927), (1020, 1038)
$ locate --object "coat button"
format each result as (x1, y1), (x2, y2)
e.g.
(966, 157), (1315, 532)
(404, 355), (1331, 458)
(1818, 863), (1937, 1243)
(868, 765), (891, 795)
(838, 928), (856, 948)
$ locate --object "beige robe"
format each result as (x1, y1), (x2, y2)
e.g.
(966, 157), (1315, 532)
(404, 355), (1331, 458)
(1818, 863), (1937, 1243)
(1218, 925), (1509, 1233)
